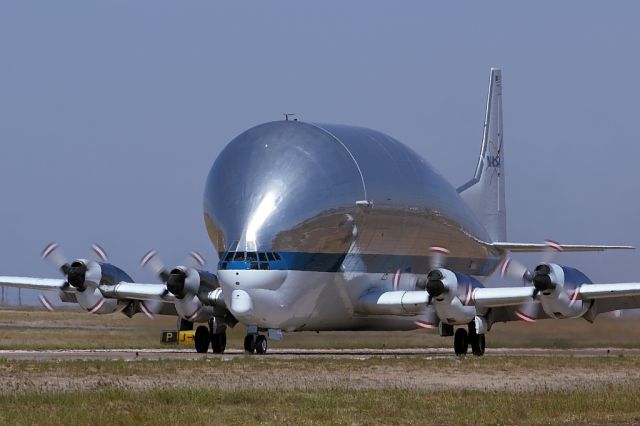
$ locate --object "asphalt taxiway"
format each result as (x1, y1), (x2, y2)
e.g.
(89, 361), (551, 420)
(0, 347), (637, 360)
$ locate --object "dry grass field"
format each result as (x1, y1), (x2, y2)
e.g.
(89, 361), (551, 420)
(1, 307), (640, 350)
(0, 356), (638, 424)
(1, 307), (640, 424)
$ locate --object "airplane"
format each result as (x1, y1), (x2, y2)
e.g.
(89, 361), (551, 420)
(2, 68), (640, 356)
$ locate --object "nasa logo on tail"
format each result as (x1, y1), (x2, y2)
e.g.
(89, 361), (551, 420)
(486, 155), (501, 169)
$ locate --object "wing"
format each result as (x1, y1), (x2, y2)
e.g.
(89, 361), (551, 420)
(578, 283), (640, 316)
(472, 282), (640, 323)
(491, 242), (634, 253)
(356, 282), (640, 323)
(0, 276), (67, 291)
(0, 274), (177, 315)
(0, 275), (172, 301)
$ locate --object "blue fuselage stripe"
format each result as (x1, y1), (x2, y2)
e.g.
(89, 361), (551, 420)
(219, 252), (500, 275)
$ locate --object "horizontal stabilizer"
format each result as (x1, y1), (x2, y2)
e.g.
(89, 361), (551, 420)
(492, 242), (634, 253)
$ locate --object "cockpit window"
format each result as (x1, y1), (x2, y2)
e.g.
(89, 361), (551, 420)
(246, 252), (258, 262)
(223, 250), (284, 269)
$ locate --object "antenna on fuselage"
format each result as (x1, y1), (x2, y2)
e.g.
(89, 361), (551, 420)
(284, 113), (298, 121)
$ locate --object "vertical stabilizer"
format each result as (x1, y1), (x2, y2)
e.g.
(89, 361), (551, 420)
(457, 68), (506, 242)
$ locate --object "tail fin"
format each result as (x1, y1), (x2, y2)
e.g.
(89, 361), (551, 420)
(457, 68), (506, 242)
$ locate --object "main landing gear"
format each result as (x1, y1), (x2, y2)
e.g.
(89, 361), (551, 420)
(193, 317), (227, 354)
(453, 322), (486, 356)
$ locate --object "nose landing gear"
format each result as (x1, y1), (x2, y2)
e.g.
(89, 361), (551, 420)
(244, 329), (268, 354)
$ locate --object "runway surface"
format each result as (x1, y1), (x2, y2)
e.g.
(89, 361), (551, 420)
(0, 347), (638, 360)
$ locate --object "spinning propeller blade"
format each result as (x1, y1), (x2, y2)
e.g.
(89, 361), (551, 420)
(429, 246), (450, 270)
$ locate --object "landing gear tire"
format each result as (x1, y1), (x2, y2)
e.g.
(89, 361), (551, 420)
(244, 334), (256, 354)
(470, 333), (485, 356)
(211, 332), (227, 354)
(255, 335), (268, 355)
(454, 328), (468, 356)
(194, 325), (210, 353)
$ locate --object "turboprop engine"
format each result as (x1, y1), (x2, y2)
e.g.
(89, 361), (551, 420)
(164, 266), (223, 322)
(532, 263), (592, 319)
(425, 268), (482, 325)
(64, 259), (129, 314)
(138, 250), (227, 322)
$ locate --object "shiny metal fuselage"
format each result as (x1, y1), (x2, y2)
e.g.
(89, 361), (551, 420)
(204, 121), (502, 331)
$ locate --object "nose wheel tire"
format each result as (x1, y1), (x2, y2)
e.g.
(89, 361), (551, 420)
(211, 332), (227, 354)
(194, 325), (210, 353)
(244, 334), (257, 353)
(453, 328), (468, 356)
(255, 335), (268, 354)
(244, 334), (268, 354)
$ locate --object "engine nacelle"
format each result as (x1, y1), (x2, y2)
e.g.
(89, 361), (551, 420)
(533, 263), (592, 319)
(67, 260), (127, 314)
(425, 268), (481, 325)
(166, 267), (219, 322)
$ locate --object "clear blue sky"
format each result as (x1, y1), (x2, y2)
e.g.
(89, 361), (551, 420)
(1, 2), (639, 304)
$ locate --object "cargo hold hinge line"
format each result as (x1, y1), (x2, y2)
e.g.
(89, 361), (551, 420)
(308, 123), (368, 201)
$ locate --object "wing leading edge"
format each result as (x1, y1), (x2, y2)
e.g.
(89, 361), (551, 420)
(491, 242), (634, 253)
(356, 282), (640, 321)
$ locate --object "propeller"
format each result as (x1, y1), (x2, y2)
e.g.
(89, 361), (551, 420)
(138, 299), (164, 320)
(41, 242), (70, 275)
(417, 246), (450, 299)
(38, 242), (71, 311)
(40, 242), (122, 315)
(429, 246), (450, 270)
(541, 239), (563, 264)
(91, 243), (109, 263)
(140, 250), (206, 282)
(499, 240), (564, 323)
(139, 249), (207, 319)
(38, 294), (55, 312)
(500, 240), (563, 282)
(414, 307), (439, 330)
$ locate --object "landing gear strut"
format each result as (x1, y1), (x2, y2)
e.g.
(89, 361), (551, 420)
(209, 317), (227, 354)
(468, 322), (485, 357)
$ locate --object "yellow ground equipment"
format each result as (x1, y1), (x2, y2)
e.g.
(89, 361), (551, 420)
(160, 330), (195, 346)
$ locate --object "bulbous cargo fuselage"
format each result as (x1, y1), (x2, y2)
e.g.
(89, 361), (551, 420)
(204, 121), (501, 330)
